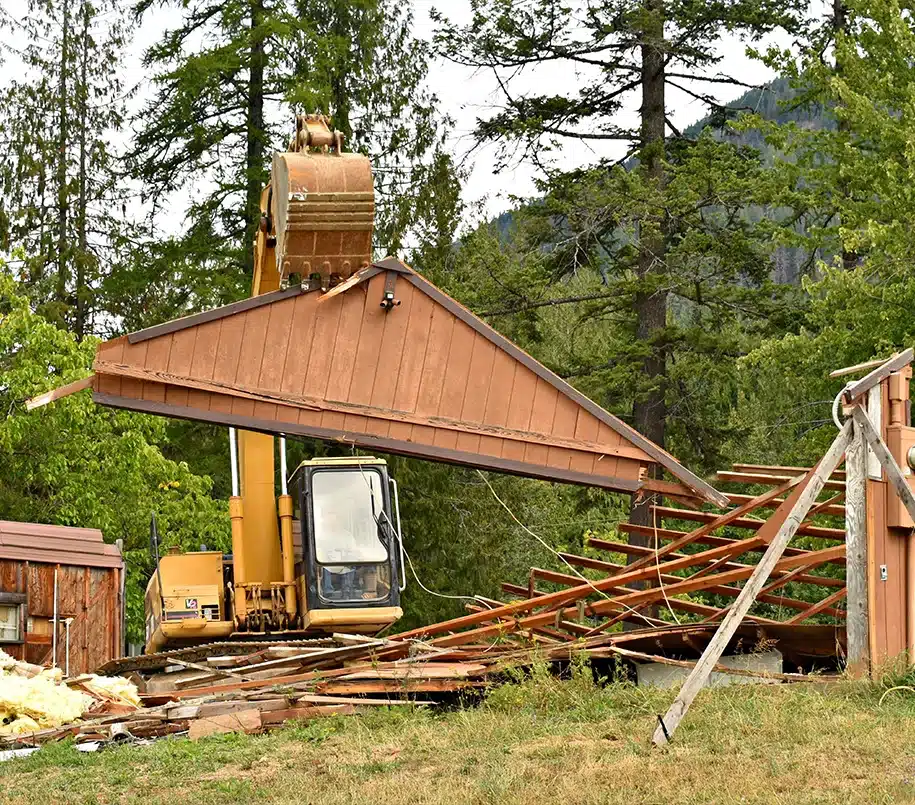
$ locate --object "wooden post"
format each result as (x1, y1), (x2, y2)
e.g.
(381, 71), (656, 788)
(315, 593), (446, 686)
(852, 407), (915, 663)
(651, 419), (853, 747)
(846, 416), (869, 674)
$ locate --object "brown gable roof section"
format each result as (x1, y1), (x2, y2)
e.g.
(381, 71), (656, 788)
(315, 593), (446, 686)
(0, 521), (123, 569)
(91, 259), (725, 506)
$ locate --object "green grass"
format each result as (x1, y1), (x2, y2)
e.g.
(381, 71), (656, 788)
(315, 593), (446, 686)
(5, 667), (915, 805)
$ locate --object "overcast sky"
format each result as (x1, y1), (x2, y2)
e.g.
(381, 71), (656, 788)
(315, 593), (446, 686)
(4, 0), (787, 225)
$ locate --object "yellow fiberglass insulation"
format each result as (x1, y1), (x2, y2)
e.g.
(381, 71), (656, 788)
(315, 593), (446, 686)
(80, 675), (141, 707)
(0, 671), (93, 735)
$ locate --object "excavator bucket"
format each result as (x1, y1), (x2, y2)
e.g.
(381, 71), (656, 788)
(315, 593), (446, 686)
(271, 114), (374, 284)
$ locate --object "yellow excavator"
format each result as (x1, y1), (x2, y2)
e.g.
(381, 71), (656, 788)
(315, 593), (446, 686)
(143, 114), (406, 653)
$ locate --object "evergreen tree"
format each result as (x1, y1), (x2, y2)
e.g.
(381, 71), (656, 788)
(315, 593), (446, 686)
(731, 0), (915, 463)
(432, 1), (809, 521)
(0, 0), (128, 338)
(120, 0), (460, 330)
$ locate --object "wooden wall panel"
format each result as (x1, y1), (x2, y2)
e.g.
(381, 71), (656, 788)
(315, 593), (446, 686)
(91, 262), (725, 503)
(0, 560), (120, 674)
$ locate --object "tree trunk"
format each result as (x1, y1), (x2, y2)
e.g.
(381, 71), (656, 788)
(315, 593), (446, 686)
(56, 0), (71, 315)
(627, 0), (668, 624)
(833, 0), (857, 270)
(75, 2), (89, 339)
(244, 0), (266, 278)
(329, 2), (352, 137)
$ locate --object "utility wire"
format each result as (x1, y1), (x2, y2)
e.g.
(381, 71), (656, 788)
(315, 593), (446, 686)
(475, 469), (657, 628)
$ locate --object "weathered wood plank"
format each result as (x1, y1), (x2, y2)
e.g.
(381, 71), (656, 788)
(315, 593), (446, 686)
(651, 420), (852, 747)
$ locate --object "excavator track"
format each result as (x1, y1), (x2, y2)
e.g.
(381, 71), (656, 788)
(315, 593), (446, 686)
(96, 638), (337, 677)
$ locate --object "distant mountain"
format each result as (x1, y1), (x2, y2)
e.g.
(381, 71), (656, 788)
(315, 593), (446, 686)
(491, 76), (831, 286)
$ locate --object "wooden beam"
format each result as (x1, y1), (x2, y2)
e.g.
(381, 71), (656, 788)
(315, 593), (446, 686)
(726, 492), (846, 516)
(830, 353), (900, 378)
(717, 471), (846, 492)
(25, 375), (95, 410)
(843, 348), (914, 403)
(652, 420), (852, 747)
(611, 527), (844, 568)
(845, 415), (869, 673)
(651, 505), (845, 541)
(530, 567), (745, 621)
(853, 407), (915, 518)
(730, 464), (846, 481)
(622, 478), (803, 575)
(784, 587), (848, 624)
(429, 544), (846, 649)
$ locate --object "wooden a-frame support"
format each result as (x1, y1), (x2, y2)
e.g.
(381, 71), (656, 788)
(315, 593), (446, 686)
(652, 420), (853, 746)
(653, 348), (915, 746)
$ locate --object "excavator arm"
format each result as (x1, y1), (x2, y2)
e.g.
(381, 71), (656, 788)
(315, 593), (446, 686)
(231, 113), (376, 633)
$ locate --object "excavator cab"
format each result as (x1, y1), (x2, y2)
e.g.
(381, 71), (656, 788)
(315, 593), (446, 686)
(293, 457), (404, 632)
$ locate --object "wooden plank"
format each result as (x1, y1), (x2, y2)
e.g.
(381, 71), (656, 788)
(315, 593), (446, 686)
(323, 277), (369, 403)
(651, 505), (845, 541)
(730, 464), (846, 481)
(843, 348), (914, 402)
(853, 406), (915, 519)
(392, 286), (435, 413)
(610, 527), (836, 565)
(726, 492), (846, 517)
(784, 587), (848, 624)
(370, 280), (415, 412)
(414, 303), (455, 416)
(189, 708), (262, 740)
(434, 544), (847, 649)
(652, 420), (852, 746)
(260, 704), (355, 726)
(831, 353), (901, 379)
(846, 416), (869, 673)
(25, 376), (94, 410)
(717, 471), (846, 491)
(623, 478), (802, 574)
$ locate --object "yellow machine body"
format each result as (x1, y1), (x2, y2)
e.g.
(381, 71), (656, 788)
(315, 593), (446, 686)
(144, 551), (232, 654)
(143, 115), (401, 652)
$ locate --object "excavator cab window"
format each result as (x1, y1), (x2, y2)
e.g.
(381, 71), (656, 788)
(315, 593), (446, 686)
(297, 460), (400, 611)
(312, 469), (391, 603)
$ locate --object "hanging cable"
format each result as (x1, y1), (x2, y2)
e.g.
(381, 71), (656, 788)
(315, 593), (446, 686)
(475, 469), (657, 628)
(832, 382), (854, 430)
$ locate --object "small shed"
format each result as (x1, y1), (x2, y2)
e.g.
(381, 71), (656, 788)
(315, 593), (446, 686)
(0, 521), (124, 675)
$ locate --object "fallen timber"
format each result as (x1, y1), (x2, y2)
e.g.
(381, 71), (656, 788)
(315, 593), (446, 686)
(1, 456), (853, 749)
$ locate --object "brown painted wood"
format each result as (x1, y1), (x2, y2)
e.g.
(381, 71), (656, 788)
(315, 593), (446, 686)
(88, 259), (722, 502)
(651, 505), (845, 541)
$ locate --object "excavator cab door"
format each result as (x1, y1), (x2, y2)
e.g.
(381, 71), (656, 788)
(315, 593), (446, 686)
(295, 458), (403, 632)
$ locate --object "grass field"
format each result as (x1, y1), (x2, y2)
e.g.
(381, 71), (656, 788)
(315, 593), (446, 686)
(4, 665), (915, 805)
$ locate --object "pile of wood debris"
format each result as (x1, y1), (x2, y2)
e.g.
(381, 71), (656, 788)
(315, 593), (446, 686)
(0, 458), (856, 750)
(0, 622), (838, 749)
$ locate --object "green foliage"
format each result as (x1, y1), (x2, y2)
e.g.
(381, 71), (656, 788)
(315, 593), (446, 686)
(121, 0), (460, 329)
(0, 0), (129, 338)
(729, 0), (915, 464)
(0, 269), (229, 641)
(432, 0), (810, 470)
(9, 681), (915, 804)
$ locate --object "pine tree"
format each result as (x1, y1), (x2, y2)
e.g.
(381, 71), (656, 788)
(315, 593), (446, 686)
(121, 0), (460, 330)
(0, 0), (128, 338)
(432, 1), (808, 518)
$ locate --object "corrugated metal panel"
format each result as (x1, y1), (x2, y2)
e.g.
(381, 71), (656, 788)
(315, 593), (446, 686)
(90, 259), (725, 506)
(0, 521), (123, 569)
